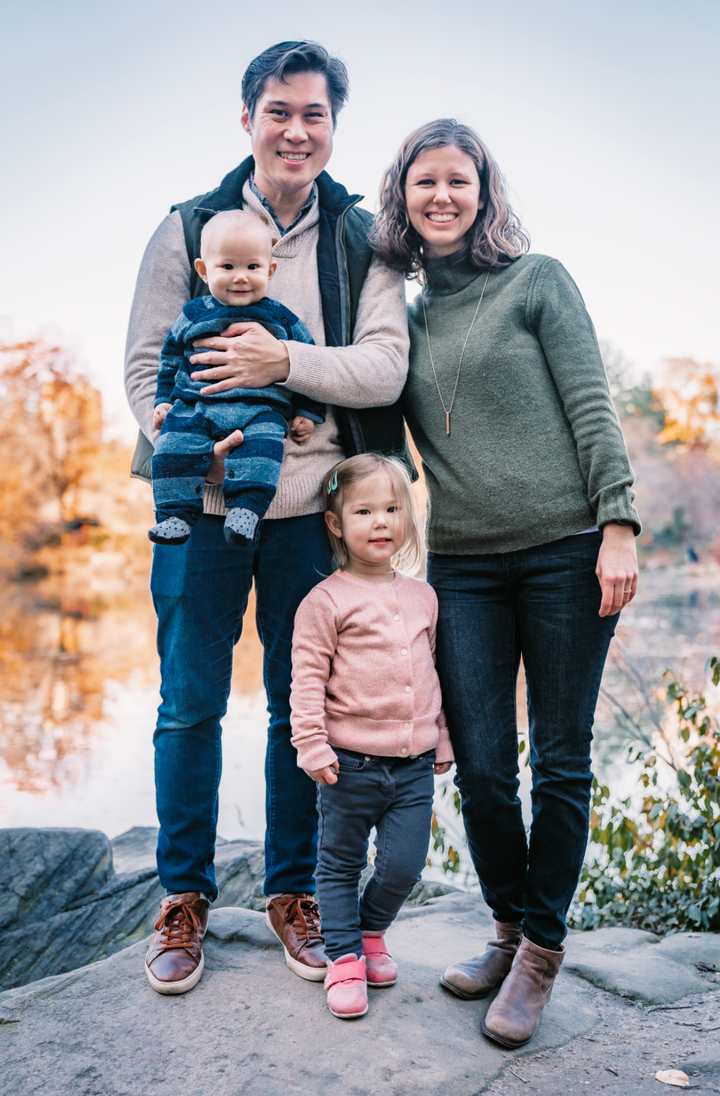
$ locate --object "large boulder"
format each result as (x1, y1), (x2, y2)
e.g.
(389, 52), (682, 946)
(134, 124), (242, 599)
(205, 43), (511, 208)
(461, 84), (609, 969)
(0, 826), (265, 990)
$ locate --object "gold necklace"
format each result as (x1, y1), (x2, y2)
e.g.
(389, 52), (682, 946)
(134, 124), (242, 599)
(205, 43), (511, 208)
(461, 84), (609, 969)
(421, 269), (491, 436)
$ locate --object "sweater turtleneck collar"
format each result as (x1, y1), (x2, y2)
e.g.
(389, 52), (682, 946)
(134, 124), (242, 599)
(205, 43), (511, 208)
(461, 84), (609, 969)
(423, 250), (489, 296)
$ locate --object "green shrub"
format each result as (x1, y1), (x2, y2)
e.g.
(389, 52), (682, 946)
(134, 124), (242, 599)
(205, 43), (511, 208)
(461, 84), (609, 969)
(570, 657), (720, 935)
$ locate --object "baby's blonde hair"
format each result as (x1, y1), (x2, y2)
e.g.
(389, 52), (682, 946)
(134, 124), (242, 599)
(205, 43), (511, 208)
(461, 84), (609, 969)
(322, 454), (422, 575)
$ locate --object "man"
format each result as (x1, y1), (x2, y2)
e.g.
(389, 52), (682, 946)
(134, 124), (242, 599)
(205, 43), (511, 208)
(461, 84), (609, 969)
(125, 40), (410, 995)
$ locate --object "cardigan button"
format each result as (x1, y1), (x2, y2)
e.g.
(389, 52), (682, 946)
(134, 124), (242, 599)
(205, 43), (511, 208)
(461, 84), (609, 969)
(393, 614), (400, 621)
(403, 722), (410, 730)
(400, 746), (408, 755)
(401, 648), (407, 656)
(405, 686), (411, 693)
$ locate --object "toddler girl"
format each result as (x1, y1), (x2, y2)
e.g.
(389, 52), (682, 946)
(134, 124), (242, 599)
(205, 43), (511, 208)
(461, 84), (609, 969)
(290, 454), (453, 1019)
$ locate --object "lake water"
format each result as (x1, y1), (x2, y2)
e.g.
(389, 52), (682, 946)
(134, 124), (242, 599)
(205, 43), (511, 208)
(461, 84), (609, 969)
(2, 562), (719, 868)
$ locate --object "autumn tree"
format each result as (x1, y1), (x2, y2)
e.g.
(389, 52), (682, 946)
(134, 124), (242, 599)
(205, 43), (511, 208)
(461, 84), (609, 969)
(0, 336), (103, 568)
(654, 357), (720, 452)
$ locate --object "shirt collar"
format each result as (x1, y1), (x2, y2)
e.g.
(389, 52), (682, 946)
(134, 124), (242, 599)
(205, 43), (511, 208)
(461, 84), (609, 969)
(249, 174), (317, 237)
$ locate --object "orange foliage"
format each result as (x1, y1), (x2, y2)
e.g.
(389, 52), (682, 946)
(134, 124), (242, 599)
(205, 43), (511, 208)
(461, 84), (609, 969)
(654, 357), (720, 451)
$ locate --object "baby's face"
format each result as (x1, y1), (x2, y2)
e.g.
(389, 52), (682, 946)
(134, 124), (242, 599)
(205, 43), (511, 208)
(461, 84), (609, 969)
(198, 225), (275, 307)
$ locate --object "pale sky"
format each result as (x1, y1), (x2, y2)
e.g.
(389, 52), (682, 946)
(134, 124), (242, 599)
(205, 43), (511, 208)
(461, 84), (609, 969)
(1, 0), (718, 440)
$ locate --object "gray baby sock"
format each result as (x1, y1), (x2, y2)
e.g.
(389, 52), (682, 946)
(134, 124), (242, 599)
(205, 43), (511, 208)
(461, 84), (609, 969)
(148, 517), (192, 545)
(224, 508), (259, 547)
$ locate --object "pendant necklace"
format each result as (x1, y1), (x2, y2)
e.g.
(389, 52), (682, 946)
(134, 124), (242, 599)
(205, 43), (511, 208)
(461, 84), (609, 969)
(421, 269), (491, 436)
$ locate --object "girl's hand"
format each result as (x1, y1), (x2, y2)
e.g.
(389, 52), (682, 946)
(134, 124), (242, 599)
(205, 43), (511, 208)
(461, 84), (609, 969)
(205, 430), (244, 484)
(153, 403), (172, 431)
(307, 762), (339, 785)
(596, 523), (638, 616)
(434, 761), (453, 775)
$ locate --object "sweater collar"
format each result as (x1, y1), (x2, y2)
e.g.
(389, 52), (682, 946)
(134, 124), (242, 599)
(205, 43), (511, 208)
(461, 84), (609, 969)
(423, 250), (489, 297)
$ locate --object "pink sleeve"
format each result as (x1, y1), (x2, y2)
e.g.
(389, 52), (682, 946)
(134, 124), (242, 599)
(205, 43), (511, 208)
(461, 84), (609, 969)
(290, 587), (341, 773)
(427, 586), (454, 764)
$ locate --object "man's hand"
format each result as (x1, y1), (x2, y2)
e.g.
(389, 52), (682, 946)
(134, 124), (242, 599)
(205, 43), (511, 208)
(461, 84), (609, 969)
(153, 403), (172, 431)
(307, 762), (339, 785)
(596, 523), (638, 616)
(290, 416), (316, 445)
(190, 322), (290, 395)
(205, 430), (244, 485)
(434, 761), (453, 775)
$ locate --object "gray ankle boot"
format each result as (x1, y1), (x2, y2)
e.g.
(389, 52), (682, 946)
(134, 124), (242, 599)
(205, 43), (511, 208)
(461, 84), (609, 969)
(481, 935), (565, 1048)
(440, 921), (523, 999)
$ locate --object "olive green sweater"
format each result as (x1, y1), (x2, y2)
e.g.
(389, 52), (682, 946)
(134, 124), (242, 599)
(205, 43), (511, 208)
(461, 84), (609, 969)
(403, 253), (640, 555)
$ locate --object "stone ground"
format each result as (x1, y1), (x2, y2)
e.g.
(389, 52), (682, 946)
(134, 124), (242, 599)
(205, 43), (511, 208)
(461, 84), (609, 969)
(1, 892), (720, 1096)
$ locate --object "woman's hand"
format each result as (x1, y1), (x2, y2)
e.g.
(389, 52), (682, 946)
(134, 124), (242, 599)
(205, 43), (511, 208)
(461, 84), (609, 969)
(434, 761), (453, 775)
(190, 322), (290, 395)
(596, 523), (638, 616)
(205, 430), (245, 485)
(307, 762), (339, 785)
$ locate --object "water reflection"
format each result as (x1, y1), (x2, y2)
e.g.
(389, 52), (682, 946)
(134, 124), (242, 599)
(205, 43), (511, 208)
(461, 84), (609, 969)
(1, 564), (718, 844)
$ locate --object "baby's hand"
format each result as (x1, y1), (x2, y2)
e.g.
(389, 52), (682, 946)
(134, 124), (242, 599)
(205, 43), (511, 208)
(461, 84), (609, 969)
(290, 416), (315, 445)
(307, 762), (339, 785)
(434, 761), (453, 775)
(153, 403), (172, 430)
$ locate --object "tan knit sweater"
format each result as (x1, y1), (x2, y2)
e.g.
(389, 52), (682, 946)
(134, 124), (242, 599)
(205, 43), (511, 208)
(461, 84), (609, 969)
(124, 181), (409, 520)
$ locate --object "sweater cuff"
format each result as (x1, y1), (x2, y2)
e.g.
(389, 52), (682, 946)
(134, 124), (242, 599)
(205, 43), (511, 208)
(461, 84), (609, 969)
(595, 485), (642, 536)
(296, 742), (339, 774)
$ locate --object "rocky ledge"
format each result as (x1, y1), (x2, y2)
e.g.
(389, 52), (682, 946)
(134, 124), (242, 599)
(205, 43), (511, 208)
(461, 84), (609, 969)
(0, 827), (454, 992)
(2, 893), (720, 1095)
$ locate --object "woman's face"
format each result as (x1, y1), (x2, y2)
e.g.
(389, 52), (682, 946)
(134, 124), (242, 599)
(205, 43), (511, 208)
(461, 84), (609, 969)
(404, 146), (484, 259)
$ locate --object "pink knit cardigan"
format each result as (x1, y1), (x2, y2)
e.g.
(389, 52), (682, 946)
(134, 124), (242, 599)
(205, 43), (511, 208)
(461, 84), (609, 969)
(290, 569), (453, 772)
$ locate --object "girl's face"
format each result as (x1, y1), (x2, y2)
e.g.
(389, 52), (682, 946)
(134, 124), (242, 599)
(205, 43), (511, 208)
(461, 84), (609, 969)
(404, 146), (484, 259)
(326, 472), (406, 580)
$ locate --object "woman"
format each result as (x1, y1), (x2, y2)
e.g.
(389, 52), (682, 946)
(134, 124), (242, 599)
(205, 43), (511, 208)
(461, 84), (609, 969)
(372, 119), (640, 1048)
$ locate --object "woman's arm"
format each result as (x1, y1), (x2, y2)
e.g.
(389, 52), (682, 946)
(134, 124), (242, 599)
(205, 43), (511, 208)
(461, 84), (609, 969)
(290, 589), (341, 776)
(428, 591), (455, 769)
(528, 258), (641, 534)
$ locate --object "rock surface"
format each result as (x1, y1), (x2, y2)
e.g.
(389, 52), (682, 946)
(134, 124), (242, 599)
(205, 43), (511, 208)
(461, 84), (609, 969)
(2, 892), (720, 1095)
(0, 827), (266, 990)
(0, 827), (457, 992)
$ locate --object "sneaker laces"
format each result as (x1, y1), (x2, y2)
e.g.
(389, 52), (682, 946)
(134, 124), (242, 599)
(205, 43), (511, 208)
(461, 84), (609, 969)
(282, 896), (323, 944)
(154, 898), (203, 951)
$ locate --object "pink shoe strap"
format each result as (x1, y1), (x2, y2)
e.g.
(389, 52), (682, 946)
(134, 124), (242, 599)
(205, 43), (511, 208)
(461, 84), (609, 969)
(362, 936), (391, 957)
(325, 957), (366, 988)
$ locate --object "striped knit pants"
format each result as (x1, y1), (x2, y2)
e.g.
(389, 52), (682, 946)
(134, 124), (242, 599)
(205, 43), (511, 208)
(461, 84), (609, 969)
(151, 399), (287, 525)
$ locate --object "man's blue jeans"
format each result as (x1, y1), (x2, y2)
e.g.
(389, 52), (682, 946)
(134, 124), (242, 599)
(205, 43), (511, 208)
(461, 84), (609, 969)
(427, 533), (617, 950)
(316, 747), (435, 960)
(150, 511), (333, 900)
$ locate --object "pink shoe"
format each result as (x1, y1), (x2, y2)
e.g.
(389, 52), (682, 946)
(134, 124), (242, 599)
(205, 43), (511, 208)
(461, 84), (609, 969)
(362, 931), (398, 987)
(324, 954), (368, 1019)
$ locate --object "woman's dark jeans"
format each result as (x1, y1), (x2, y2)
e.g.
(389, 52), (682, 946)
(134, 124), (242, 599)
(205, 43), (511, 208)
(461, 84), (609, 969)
(316, 747), (435, 960)
(427, 533), (617, 951)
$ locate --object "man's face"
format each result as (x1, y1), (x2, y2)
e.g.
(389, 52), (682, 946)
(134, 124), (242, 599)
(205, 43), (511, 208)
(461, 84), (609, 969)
(242, 72), (334, 199)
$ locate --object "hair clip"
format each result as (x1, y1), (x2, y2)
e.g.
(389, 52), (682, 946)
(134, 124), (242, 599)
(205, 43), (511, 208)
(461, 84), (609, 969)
(327, 471), (338, 494)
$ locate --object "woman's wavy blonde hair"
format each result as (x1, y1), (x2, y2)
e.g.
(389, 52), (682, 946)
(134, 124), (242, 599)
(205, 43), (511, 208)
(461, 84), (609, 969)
(371, 118), (529, 278)
(322, 454), (422, 576)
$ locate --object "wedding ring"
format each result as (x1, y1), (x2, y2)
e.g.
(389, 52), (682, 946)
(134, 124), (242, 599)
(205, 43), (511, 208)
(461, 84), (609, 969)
(623, 589), (632, 594)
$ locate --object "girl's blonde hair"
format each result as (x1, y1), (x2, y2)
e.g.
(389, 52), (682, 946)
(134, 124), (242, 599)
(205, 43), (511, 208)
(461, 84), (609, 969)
(370, 118), (529, 278)
(322, 454), (422, 575)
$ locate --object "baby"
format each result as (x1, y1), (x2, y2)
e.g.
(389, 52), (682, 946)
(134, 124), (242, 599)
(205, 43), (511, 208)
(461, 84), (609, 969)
(149, 209), (324, 547)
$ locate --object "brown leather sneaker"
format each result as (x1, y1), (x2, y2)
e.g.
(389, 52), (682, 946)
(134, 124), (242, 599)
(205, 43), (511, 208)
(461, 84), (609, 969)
(482, 935), (565, 1048)
(145, 892), (210, 995)
(266, 894), (327, 981)
(440, 921), (522, 999)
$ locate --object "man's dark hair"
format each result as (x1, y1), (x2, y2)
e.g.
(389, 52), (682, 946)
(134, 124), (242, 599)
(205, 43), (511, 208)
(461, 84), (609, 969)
(242, 41), (349, 126)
